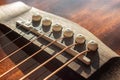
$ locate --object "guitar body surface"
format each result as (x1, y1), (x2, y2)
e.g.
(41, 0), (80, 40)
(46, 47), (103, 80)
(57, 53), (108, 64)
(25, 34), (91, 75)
(0, 1), (120, 80)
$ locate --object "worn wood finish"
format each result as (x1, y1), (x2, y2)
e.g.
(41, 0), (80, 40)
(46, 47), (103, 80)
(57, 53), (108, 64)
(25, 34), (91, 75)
(0, 1), (119, 80)
(0, 0), (119, 54)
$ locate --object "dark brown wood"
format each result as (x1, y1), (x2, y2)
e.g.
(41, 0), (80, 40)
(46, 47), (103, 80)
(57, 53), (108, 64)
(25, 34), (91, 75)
(0, 2), (31, 80)
(0, 0), (119, 54)
(0, 31), (24, 80)
(0, 1), (119, 80)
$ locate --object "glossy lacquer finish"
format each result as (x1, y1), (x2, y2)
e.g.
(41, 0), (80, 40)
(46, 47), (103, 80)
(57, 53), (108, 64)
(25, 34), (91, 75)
(1, 0), (119, 54)
(0, 1), (120, 80)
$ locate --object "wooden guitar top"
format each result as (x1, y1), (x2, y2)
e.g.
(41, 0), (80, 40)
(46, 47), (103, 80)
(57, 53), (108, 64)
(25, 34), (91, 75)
(0, 1), (119, 79)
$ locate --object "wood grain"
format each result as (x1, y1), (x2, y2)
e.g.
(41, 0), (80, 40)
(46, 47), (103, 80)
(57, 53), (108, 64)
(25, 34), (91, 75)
(0, 2), (119, 79)
(0, 0), (120, 80)
(0, 31), (24, 80)
(0, 0), (119, 54)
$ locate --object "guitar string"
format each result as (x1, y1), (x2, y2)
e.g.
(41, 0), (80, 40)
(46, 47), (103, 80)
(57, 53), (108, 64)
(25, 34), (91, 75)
(43, 50), (89, 80)
(0, 17), (32, 48)
(0, 18), (86, 79)
(0, 27), (33, 49)
(0, 33), (45, 63)
(0, 18), (45, 61)
(0, 25), (21, 39)
(0, 36), (63, 78)
(0, 23), (88, 79)
(19, 43), (77, 80)
(0, 16), (26, 39)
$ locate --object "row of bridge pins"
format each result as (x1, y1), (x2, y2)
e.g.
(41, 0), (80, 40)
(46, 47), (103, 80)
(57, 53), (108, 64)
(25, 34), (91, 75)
(32, 12), (98, 51)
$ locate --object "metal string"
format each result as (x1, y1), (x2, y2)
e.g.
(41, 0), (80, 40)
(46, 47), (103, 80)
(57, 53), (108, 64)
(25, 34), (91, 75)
(0, 33), (44, 63)
(19, 43), (77, 80)
(0, 36), (63, 78)
(0, 24), (21, 39)
(43, 50), (89, 80)
(0, 28), (33, 49)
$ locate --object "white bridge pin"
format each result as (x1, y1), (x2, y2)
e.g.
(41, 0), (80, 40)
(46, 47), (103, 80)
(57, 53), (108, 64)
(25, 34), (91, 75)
(87, 40), (98, 51)
(75, 34), (86, 44)
(52, 24), (62, 32)
(32, 13), (42, 22)
(63, 28), (74, 38)
(42, 18), (52, 27)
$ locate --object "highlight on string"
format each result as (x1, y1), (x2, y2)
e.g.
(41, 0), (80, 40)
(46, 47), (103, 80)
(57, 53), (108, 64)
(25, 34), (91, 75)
(0, 16), (99, 80)
(0, 33), (44, 63)
(0, 25), (20, 39)
(0, 20), (33, 49)
(0, 17), (30, 39)
(43, 50), (89, 80)
(0, 36), (63, 78)
(19, 43), (77, 80)
(20, 39), (98, 80)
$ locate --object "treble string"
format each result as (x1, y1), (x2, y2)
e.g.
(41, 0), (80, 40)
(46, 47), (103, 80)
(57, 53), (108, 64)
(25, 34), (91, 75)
(0, 33), (45, 63)
(0, 36), (63, 78)
(43, 50), (89, 80)
(19, 43), (77, 80)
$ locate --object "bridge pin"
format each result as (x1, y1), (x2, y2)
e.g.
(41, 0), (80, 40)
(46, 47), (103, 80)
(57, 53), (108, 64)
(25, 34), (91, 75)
(32, 13), (42, 22)
(87, 40), (98, 51)
(42, 18), (52, 27)
(75, 34), (86, 44)
(63, 28), (74, 38)
(52, 24), (62, 32)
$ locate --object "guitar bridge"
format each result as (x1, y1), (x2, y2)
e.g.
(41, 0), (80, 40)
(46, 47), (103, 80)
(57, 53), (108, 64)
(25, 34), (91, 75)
(16, 20), (91, 65)
(0, 2), (119, 79)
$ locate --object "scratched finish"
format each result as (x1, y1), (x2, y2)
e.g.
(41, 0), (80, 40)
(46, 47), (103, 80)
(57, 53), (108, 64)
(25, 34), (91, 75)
(0, 0), (119, 54)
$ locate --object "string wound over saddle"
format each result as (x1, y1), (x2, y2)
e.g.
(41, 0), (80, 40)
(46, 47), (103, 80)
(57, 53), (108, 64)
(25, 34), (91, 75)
(16, 17), (99, 66)
(0, 2), (118, 80)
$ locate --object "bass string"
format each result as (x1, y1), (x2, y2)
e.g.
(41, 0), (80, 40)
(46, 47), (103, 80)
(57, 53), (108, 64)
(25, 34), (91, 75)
(0, 24), (22, 39)
(19, 43), (77, 80)
(0, 36), (63, 78)
(0, 33), (44, 63)
(1, 27), (33, 49)
(0, 17), (32, 49)
(43, 50), (89, 80)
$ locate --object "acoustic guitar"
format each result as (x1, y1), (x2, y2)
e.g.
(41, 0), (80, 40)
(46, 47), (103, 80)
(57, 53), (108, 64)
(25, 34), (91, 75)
(0, 1), (120, 80)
